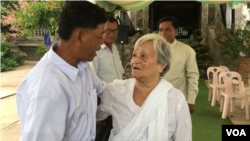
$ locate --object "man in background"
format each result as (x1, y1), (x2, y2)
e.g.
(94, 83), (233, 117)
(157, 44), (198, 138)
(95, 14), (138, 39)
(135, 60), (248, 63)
(158, 16), (199, 114)
(90, 16), (124, 141)
(90, 16), (124, 83)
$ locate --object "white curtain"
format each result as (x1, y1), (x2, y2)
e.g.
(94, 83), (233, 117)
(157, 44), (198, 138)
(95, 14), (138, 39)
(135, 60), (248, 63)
(226, 6), (232, 28)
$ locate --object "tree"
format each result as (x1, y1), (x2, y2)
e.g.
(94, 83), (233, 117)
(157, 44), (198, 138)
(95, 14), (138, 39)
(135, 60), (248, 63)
(1, 0), (65, 38)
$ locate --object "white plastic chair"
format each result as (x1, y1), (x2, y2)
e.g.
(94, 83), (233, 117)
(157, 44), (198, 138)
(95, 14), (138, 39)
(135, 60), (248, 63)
(207, 67), (227, 106)
(219, 71), (249, 120)
(241, 79), (250, 109)
(220, 65), (245, 110)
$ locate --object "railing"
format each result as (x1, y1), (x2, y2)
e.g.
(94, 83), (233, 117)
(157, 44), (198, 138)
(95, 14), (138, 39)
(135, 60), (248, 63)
(30, 28), (44, 37)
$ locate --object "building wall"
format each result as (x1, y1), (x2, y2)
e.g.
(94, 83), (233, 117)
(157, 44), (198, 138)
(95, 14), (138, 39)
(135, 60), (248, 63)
(10, 29), (59, 60)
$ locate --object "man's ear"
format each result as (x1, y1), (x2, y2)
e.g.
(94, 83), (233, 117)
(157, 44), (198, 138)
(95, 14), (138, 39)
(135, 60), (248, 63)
(74, 29), (83, 47)
(174, 29), (178, 37)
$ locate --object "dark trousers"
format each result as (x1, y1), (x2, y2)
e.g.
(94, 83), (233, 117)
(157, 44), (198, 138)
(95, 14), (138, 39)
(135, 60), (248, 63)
(95, 116), (113, 141)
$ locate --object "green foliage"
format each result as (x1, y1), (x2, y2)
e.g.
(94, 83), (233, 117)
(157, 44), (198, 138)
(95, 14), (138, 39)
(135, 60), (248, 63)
(0, 52), (4, 59)
(1, 40), (10, 57)
(1, 1), (65, 37)
(1, 1), (19, 34)
(193, 29), (201, 36)
(177, 39), (197, 48)
(0, 1), (18, 9)
(198, 63), (212, 74)
(1, 40), (25, 71)
(216, 25), (250, 60)
(202, 64), (212, 72)
(1, 57), (19, 71)
(22, 1), (64, 36)
(195, 36), (203, 45)
(196, 47), (207, 54)
(197, 54), (210, 61)
(195, 45), (212, 77)
(36, 44), (48, 57)
(193, 29), (203, 45)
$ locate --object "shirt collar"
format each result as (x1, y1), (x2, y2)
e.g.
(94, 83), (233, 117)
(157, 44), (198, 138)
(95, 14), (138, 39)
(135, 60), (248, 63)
(101, 43), (117, 50)
(171, 39), (177, 48)
(48, 43), (87, 82)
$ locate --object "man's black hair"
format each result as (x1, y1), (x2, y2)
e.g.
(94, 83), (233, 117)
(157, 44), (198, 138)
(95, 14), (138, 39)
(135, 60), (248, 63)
(158, 16), (179, 29)
(106, 16), (118, 25)
(58, 1), (107, 41)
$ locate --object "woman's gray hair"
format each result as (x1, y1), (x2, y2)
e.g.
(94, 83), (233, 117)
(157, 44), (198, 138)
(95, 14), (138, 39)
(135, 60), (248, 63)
(134, 33), (172, 77)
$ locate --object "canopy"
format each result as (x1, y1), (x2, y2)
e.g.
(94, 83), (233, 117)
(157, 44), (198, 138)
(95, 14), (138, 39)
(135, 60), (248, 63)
(227, 0), (248, 9)
(95, 1), (154, 12)
(106, 0), (143, 6)
(208, 0), (234, 3)
(196, 0), (221, 4)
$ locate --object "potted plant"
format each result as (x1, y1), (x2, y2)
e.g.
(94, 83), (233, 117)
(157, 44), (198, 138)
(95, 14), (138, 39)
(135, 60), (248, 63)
(195, 36), (203, 47)
(196, 46), (212, 80)
(193, 29), (203, 47)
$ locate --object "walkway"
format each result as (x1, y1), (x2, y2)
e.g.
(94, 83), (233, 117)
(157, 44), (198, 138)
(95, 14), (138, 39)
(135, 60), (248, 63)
(1, 61), (38, 98)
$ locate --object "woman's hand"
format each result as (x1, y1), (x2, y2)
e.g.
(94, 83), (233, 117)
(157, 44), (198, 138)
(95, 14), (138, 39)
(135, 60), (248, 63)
(96, 120), (105, 126)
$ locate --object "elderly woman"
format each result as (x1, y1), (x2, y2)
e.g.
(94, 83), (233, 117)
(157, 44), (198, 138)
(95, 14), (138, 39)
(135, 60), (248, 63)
(96, 34), (192, 141)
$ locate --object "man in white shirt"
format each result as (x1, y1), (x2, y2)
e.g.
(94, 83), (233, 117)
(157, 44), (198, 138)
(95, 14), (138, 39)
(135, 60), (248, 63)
(158, 16), (199, 114)
(90, 16), (124, 141)
(16, 2), (107, 141)
(90, 17), (124, 83)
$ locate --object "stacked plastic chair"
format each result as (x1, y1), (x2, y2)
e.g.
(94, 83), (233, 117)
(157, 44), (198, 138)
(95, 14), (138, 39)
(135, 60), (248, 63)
(207, 67), (227, 106)
(218, 71), (249, 120)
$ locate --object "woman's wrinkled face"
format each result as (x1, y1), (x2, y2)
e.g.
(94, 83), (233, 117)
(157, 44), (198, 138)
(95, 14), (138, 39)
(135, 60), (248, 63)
(131, 41), (165, 80)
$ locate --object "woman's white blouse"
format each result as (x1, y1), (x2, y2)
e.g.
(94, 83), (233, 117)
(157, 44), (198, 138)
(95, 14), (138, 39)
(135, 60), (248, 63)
(97, 78), (192, 141)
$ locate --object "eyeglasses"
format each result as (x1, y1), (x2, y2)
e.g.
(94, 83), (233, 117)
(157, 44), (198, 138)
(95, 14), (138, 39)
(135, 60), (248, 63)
(104, 29), (119, 34)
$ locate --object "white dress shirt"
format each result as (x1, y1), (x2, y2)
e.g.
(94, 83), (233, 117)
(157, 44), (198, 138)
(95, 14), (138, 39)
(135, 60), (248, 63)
(89, 44), (124, 83)
(16, 43), (107, 141)
(162, 39), (199, 104)
(97, 78), (192, 141)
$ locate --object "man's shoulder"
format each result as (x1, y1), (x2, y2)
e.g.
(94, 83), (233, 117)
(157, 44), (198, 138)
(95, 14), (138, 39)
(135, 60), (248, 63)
(28, 59), (60, 77)
(26, 59), (68, 89)
(95, 45), (111, 55)
(112, 44), (118, 48)
(176, 40), (192, 49)
(20, 60), (69, 101)
(176, 40), (195, 53)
